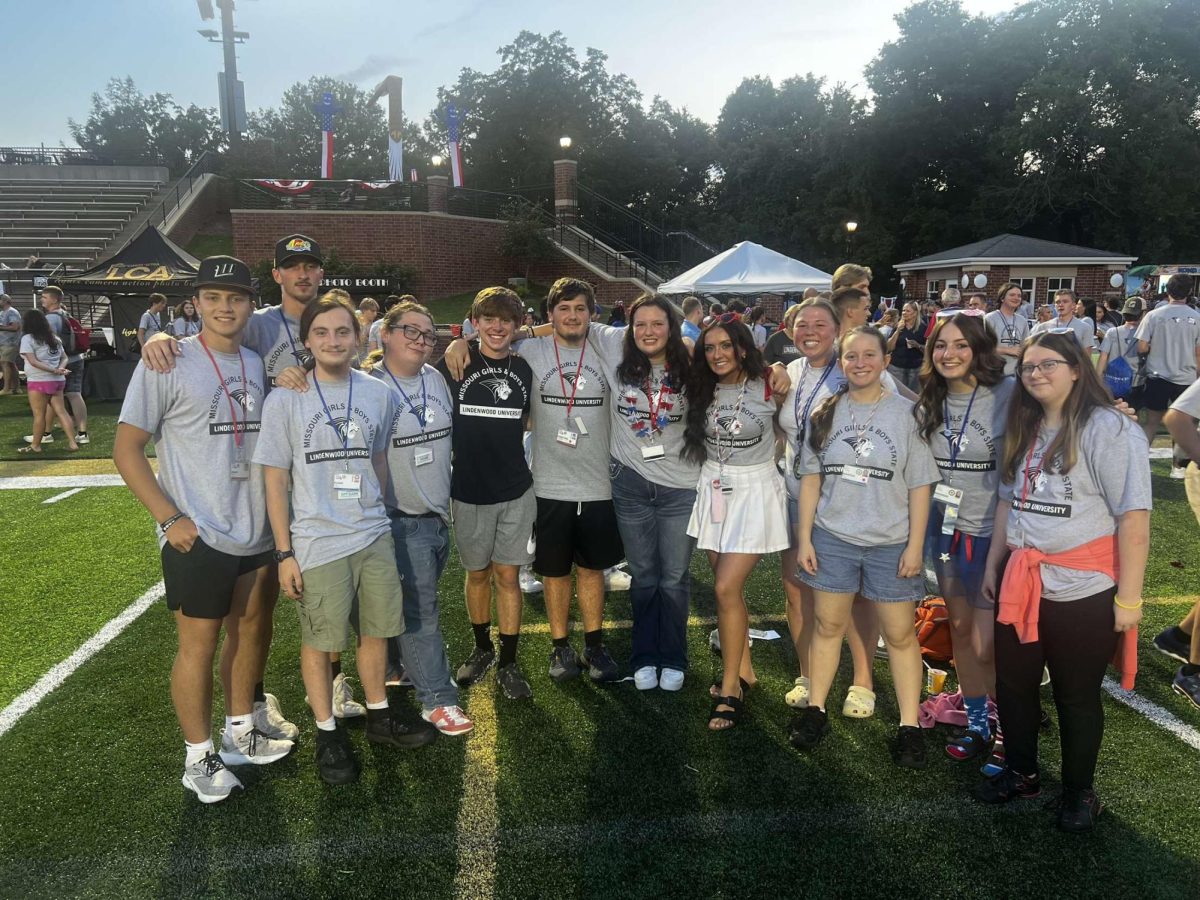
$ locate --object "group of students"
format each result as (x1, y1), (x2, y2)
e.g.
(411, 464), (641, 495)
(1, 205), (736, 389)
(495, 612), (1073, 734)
(109, 238), (1170, 835)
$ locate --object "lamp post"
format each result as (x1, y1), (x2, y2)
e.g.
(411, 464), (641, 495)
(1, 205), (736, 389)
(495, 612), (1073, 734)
(559, 135), (572, 152)
(431, 154), (443, 168)
(844, 220), (858, 258)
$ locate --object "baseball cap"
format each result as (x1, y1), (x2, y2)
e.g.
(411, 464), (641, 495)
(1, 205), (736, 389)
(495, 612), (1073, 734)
(274, 234), (323, 267)
(1122, 298), (1143, 316)
(194, 255), (253, 294)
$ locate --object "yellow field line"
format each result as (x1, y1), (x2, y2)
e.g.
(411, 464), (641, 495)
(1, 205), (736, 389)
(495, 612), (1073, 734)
(452, 673), (498, 899)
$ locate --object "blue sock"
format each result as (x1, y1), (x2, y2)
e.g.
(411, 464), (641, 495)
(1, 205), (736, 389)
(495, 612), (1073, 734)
(963, 694), (990, 739)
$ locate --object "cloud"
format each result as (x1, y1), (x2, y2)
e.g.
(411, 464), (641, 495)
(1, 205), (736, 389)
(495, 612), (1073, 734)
(413, 2), (487, 40)
(337, 54), (420, 83)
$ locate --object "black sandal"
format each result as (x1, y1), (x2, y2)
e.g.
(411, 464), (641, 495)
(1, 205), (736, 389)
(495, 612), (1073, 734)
(709, 676), (753, 699)
(708, 694), (744, 731)
(945, 729), (993, 762)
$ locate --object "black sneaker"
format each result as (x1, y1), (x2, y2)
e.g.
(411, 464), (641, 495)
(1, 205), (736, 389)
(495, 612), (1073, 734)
(548, 644), (582, 683)
(365, 712), (437, 749)
(891, 725), (927, 769)
(972, 767), (1042, 804)
(497, 662), (533, 700)
(788, 706), (829, 751)
(455, 647), (496, 686)
(1049, 788), (1104, 833)
(580, 644), (619, 682)
(1153, 626), (1191, 664)
(315, 727), (359, 785)
(1173, 666), (1200, 710)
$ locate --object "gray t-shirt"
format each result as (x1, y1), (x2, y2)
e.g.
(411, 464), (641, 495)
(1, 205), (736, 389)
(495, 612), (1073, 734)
(44, 310), (82, 364)
(1170, 379), (1200, 444)
(139, 311), (165, 342)
(926, 378), (1015, 537)
(19, 334), (63, 382)
(243, 306), (310, 384)
(778, 357), (900, 498)
(984, 310), (1030, 375)
(1135, 302), (1200, 385)
(704, 378), (777, 468)
(797, 391), (940, 546)
(998, 407), (1151, 601)
(253, 369), (395, 571)
(172, 318), (201, 338)
(369, 363), (453, 519)
(119, 337), (271, 556)
(0, 306), (20, 348)
(1031, 316), (1095, 350)
(610, 362), (698, 490)
(518, 324), (625, 501)
(1099, 323), (1140, 370)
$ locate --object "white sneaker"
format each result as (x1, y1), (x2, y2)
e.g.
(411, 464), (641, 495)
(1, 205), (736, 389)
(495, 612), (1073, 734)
(785, 675), (810, 708)
(659, 668), (685, 692)
(633, 666), (658, 690)
(519, 566), (543, 594)
(22, 432), (52, 443)
(253, 693), (300, 741)
(332, 673), (366, 718)
(1171, 466), (1187, 480)
(75, 432), (90, 445)
(421, 704), (474, 736)
(604, 564), (632, 591)
(219, 725), (294, 765)
(182, 751), (243, 804)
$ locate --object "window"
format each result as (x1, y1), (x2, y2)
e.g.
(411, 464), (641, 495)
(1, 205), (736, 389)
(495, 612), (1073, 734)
(927, 279), (944, 302)
(1045, 277), (1075, 305)
(1011, 278), (1035, 305)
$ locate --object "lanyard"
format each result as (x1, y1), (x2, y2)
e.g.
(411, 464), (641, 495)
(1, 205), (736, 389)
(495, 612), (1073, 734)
(997, 311), (1018, 340)
(150, 312), (160, 331)
(552, 338), (586, 421)
(280, 312), (307, 366)
(942, 384), (978, 472)
(642, 368), (672, 436)
(383, 361), (427, 430)
(198, 335), (248, 451)
(312, 371), (355, 457)
(792, 360), (833, 444)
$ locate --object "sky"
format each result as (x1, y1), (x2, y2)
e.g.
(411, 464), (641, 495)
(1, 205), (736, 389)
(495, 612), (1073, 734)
(5, 0), (1020, 148)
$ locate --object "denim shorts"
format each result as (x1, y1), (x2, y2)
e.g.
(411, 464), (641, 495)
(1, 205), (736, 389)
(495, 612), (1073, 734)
(927, 505), (993, 610)
(797, 525), (924, 603)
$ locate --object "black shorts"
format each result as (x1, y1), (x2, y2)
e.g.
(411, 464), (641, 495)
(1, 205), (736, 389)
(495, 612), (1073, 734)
(161, 537), (273, 619)
(533, 497), (625, 578)
(1142, 376), (1188, 412)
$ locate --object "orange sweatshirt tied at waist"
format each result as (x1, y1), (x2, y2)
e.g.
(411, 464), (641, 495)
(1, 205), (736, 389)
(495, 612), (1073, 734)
(997, 534), (1137, 690)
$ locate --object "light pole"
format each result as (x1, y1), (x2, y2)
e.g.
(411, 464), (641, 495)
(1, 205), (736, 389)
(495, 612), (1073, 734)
(196, 0), (250, 149)
(844, 220), (858, 259)
(431, 154), (444, 168)
(559, 135), (572, 152)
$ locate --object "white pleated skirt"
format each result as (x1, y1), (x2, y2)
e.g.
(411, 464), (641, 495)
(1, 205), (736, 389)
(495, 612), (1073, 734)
(686, 459), (790, 554)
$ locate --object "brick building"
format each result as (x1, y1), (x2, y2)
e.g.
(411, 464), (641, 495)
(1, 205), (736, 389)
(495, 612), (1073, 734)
(894, 234), (1136, 309)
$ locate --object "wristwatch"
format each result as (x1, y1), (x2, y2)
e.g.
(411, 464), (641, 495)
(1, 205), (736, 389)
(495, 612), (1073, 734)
(273, 549), (295, 562)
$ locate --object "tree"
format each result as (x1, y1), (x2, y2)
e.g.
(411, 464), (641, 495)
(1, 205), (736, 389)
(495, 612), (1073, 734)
(68, 78), (224, 172)
(497, 202), (556, 279)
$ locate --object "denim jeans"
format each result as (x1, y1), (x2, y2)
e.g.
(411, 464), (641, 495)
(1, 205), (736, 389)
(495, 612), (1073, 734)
(609, 457), (697, 671)
(387, 514), (457, 709)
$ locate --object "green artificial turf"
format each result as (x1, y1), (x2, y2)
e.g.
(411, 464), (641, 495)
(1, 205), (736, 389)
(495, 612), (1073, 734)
(0, 395), (138, 462)
(0, 463), (1199, 897)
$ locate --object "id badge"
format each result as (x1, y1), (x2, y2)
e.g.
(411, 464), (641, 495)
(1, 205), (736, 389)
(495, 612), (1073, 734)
(941, 504), (960, 536)
(710, 478), (726, 523)
(556, 427), (579, 447)
(230, 451), (249, 481)
(334, 472), (362, 500)
(641, 444), (665, 461)
(841, 465), (869, 485)
(414, 447), (434, 467)
(933, 483), (964, 506)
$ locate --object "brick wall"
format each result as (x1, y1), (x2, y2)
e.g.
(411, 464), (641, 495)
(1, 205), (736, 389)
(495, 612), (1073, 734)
(1075, 265), (1123, 303)
(232, 208), (644, 314)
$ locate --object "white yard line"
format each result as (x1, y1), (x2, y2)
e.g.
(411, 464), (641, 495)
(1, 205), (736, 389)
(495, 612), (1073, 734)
(1102, 676), (1200, 751)
(0, 474), (125, 490)
(41, 487), (85, 504)
(452, 676), (499, 899)
(0, 581), (164, 739)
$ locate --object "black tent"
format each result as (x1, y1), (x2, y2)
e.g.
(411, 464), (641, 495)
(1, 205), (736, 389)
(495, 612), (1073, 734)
(55, 224), (201, 362)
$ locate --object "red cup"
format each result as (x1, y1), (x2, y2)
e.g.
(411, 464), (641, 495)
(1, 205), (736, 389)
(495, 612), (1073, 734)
(450, 324), (462, 338)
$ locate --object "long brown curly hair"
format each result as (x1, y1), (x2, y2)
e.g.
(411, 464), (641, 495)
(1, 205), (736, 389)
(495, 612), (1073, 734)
(914, 313), (1006, 441)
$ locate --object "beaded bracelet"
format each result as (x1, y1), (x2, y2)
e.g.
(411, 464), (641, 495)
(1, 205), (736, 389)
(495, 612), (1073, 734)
(159, 512), (187, 534)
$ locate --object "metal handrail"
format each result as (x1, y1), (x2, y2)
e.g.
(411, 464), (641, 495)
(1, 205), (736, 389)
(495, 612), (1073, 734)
(145, 150), (219, 230)
(0, 146), (112, 166)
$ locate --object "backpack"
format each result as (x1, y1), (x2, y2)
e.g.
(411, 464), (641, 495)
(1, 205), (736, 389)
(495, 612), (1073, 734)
(1103, 354), (1134, 399)
(915, 596), (953, 664)
(52, 310), (90, 354)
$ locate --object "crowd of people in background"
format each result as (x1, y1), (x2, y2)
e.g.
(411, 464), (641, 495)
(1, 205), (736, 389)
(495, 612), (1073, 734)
(4, 236), (1194, 837)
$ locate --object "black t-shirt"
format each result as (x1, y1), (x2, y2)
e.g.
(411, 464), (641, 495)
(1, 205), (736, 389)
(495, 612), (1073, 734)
(764, 329), (801, 366)
(891, 324), (926, 369)
(437, 346), (534, 504)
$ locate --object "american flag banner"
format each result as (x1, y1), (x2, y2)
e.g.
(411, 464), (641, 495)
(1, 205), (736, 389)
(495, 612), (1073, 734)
(445, 104), (465, 187)
(410, 168), (418, 182)
(313, 92), (343, 179)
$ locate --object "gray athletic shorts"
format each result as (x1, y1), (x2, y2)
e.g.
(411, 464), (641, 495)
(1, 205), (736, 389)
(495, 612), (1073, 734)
(452, 485), (536, 571)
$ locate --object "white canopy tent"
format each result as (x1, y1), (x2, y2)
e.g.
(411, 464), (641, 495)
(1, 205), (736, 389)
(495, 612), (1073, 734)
(657, 241), (832, 295)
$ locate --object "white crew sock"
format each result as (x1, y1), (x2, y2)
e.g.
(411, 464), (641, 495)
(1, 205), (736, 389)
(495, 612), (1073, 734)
(184, 738), (214, 764)
(315, 715), (337, 732)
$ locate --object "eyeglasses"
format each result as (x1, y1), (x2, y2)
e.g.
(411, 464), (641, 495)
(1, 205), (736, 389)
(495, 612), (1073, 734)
(394, 323), (437, 347)
(715, 312), (742, 325)
(1016, 359), (1072, 377)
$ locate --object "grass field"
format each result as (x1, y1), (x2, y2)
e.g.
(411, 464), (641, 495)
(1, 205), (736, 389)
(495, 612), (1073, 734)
(0, 458), (1198, 898)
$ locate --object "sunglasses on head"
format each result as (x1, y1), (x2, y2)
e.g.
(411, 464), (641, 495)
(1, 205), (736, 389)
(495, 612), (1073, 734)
(936, 308), (984, 318)
(715, 312), (742, 324)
